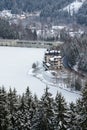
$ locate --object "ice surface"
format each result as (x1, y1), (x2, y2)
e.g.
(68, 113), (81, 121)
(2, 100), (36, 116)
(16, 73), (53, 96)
(0, 47), (81, 103)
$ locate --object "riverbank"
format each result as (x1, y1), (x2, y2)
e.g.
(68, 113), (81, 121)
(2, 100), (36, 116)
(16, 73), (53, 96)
(0, 39), (63, 48)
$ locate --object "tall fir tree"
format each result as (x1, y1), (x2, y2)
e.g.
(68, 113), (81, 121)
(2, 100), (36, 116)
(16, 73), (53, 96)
(8, 88), (18, 114)
(25, 87), (36, 122)
(8, 88), (19, 129)
(31, 101), (46, 130)
(13, 93), (31, 130)
(54, 92), (69, 130)
(0, 87), (12, 130)
(76, 86), (87, 130)
(31, 87), (54, 130)
(68, 102), (77, 130)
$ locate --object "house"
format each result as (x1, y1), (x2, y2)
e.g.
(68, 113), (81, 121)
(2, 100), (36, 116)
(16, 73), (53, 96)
(43, 49), (63, 70)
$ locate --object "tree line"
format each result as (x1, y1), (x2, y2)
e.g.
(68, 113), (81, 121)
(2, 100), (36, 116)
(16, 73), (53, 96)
(0, 0), (74, 22)
(76, 0), (87, 26)
(0, 85), (87, 130)
(0, 0), (87, 25)
(0, 18), (37, 40)
(0, 0), (74, 14)
(62, 32), (87, 72)
(0, 18), (18, 39)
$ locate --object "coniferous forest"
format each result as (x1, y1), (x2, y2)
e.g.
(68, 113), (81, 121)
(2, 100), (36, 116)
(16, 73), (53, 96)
(0, 0), (87, 129)
(0, 0), (74, 15)
(0, 0), (87, 25)
(0, 85), (87, 130)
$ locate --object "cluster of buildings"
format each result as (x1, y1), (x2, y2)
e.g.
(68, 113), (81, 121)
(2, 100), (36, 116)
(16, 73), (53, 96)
(36, 24), (84, 40)
(43, 49), (63, 70)
(0, 10), (40, 20)
(0, 10), (85, 40)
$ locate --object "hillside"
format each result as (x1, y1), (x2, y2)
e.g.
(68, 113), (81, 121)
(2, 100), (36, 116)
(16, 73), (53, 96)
(63, 33), (87, 72)
(76, 0), (87, 25)
(0, 0), (74, 17)
(63, 0), (85, 15)
(0, 0), (87, 25)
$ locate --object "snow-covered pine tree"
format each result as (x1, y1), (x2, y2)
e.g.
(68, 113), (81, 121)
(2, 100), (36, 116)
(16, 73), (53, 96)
(8, 88), (19, 129)
(75, 99), (83, 129)
(13, 93), (31, 130)
(31, 101), (46, 130)
(68, 102), (77, 130)
(25, 86), (35, 120)
(31, 94), (39, 120)
(76, 86), (87, 130)
(41, 87), (54, 130)
(0, 87), (12, 130)
(25, 87), (33, 109)
(31, 86), (54, 130)
(54, 92), (69, 130)
(33, 94), (39, 110)
(8, 88), (18, 114)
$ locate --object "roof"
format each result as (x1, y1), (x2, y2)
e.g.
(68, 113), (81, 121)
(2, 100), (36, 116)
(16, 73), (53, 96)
(46, 63), (51, 67)
(45, 50), (61, 55)
(50, 56), (62, 62)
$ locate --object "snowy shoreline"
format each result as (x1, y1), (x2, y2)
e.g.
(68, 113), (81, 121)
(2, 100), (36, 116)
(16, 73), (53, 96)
(0, 47), (81, 103)
(28, 67), (81, 96)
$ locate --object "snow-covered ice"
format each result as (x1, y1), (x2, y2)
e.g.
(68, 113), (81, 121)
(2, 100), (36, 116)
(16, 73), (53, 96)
(0, 47), (81, 103)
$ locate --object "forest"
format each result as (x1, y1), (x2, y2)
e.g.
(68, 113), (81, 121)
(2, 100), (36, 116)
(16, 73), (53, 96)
(0, 19), (18, 39)
(0, 0), (87, 25)
(0, 18), (37, 40)
(0, 0), (74, 23)
(0, 85), (87, 130)
(0, 0), (74, 14)
(76, 0), (87, 26)
(61, 31), (87, 72)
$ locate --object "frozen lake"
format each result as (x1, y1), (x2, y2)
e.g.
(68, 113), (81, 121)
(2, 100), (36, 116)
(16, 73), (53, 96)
(0, 47), (81, 103)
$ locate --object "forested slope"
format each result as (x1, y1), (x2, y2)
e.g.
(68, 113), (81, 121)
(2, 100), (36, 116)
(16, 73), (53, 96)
(0, 18), (37, 40)
(0, 0), (74, 16)
(77, 0), (87, 25)
(0, 18), (18, 39)
(63, 33), (87, 72)
(1, 0), (87, 25)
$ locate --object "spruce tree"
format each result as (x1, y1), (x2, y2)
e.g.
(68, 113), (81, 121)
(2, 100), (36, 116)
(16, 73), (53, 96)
(25, 87), (35, 122)
(54, 92), (69, 130)
(8, 88), (18, 114)
(0, 87), (12, 130)
(68, 102), (77, 130)
(31, 87), (54, 130)
(33, 94), (39, 110)
(76, 86), (87, 130)
(25, 87), (33, 110)
(75, 99), (83, 129)
(8, 88), (19, 129)
(31, 101), (46, 130)
(13, 93), (31, 130)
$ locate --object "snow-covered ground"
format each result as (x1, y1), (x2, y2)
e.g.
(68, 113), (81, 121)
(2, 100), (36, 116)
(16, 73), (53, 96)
(0, 47), (81, 103)
(63, 0), (85, 15)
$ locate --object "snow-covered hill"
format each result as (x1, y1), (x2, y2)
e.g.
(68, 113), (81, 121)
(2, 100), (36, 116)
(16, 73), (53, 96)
(63, 0), (86, 15)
